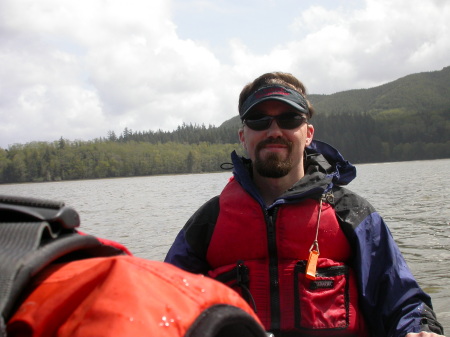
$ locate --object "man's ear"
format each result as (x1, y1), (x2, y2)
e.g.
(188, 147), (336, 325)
(238, 128), (246, 150)
(305, 124), (314, 146)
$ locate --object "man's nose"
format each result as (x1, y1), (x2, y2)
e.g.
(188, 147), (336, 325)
(266, 118), (284, 137)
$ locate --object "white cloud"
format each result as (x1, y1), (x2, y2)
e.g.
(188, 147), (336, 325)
(0, 0), (235, 147)
(0, 0), (448, 148)
(283, 0), (450, 92)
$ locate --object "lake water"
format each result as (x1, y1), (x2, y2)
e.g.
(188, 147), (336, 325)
(1, 159), (449, 332)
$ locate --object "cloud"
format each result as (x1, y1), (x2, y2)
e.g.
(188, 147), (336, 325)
(285, 0), (450, 92)
(0, 0), (449, 148)
(227, 0), (450, 94)
(0, 0), (237, 147)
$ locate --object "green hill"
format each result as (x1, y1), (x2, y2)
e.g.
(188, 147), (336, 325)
(220, 66), (450, 129)
(309, 66), (450, 114)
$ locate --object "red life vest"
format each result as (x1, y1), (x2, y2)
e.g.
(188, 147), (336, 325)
(7, 256), (266, 337)
(207, 179), (368, 336)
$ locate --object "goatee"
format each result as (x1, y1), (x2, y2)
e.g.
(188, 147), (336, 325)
(254, 138), (293, 178)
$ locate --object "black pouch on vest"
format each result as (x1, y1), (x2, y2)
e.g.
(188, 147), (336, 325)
(211, 261), (257, 313)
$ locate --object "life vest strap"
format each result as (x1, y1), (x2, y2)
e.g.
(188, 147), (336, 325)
(0, 195), (123, 336)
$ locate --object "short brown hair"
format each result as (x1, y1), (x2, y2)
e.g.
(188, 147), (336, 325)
(238, 72), (315, 118)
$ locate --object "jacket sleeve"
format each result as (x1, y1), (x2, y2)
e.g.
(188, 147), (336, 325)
(353, 212), (443, 336)
(164, 196), (220, 275)
(334, 188), (444, 337)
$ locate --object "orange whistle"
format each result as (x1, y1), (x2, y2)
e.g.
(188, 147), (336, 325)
(306, 250), (319, 280)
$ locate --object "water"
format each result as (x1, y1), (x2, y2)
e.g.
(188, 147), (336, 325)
(1, 159), (449, 332)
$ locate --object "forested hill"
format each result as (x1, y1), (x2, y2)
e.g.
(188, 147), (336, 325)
(308, 65), (450, 114)
(220, 65), (450, 128)
(1, 67), (449, 183)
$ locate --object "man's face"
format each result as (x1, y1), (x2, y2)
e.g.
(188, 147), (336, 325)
(239, 100), (314, 179)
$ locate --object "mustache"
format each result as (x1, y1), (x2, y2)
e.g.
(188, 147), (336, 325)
(256, 138), (293, 152)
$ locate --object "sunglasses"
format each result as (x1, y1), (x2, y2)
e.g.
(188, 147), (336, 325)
(243, 113), (307, 131)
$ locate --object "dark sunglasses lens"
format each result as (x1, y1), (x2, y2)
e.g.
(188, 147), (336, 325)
(245, 117), (272, 131)
(245, 114), (305, 131)
(277, 115), (305, 129)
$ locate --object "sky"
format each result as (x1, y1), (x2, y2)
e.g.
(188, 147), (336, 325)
(1, 0), (449, 148)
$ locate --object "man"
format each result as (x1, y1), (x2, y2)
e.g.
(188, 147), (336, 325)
(165, 72), (445, 337)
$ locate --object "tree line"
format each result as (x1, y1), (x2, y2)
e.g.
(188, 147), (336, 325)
(0, 138), (241, 184)
(313, 110), (449, 163)
(0, 110), (448, 184)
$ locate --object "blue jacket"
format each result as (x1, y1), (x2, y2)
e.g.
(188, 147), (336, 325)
(165, 140), (443, 336)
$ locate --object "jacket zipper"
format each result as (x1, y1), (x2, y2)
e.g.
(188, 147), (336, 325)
(265, 207), (280, 330)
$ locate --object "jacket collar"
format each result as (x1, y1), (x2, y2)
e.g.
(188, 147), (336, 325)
(230, 140), (356, 208)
